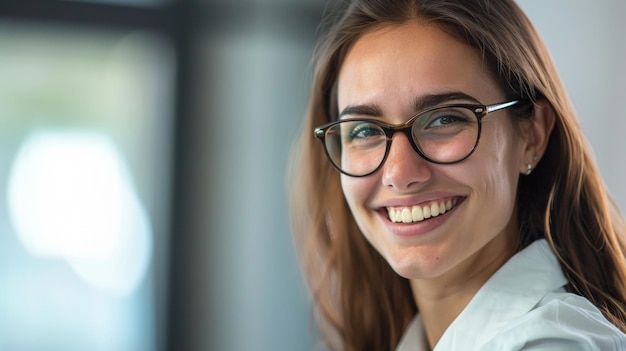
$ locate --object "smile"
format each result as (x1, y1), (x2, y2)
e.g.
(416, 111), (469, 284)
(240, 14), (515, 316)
(386, 197), (461, 223)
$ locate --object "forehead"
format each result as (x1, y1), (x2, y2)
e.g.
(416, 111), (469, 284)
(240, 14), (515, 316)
(337, 21), (501, 112)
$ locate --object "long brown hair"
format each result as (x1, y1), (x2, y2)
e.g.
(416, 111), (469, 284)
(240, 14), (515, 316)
(288, 1), (626, 349)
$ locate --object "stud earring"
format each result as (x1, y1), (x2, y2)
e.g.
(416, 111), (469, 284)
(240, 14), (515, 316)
(525, 156), (538, 175)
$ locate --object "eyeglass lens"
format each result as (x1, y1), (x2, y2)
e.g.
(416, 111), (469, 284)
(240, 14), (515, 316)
(324, 106), (479, 176)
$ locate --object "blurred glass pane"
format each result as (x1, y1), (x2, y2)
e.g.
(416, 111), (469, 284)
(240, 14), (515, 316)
(0, 20), (174, 351)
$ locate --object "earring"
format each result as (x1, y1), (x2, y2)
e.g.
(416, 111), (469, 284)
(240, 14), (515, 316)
(525, 156), (538, 175)
(526, 163), (533, 175)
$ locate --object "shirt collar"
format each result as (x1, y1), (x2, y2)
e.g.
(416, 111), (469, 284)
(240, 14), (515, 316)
(396, 239), (568, 351)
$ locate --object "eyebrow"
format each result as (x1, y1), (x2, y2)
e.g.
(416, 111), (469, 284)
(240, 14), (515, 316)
(338, 91), (482, 118)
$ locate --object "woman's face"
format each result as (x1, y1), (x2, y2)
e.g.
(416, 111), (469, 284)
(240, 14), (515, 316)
(337, 21), (528, 281)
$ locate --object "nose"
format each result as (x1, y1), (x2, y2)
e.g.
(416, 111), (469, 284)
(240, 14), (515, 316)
(381, 133), (433, 191)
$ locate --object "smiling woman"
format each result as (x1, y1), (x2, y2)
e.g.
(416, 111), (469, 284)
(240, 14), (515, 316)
(288, 1), (626, 350)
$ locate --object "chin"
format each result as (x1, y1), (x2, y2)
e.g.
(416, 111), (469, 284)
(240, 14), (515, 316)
(384, 249), (446, 280)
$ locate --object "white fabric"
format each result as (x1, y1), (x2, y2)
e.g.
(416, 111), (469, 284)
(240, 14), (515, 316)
(395, 239), (626, 350)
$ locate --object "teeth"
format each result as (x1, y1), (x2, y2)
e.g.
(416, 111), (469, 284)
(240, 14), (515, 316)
(431, 203), (439, 217)
(423, 205), (431, 219)
(387, 198), (458, 223)
(412, 206), (424, 221)
(401, 208), (411, 223)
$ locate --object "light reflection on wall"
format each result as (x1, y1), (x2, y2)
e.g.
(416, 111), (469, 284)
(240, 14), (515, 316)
(7, 130), (152, 297)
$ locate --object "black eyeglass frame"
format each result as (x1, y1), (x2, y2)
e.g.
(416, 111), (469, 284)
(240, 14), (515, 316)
(314, 99), (521, 177)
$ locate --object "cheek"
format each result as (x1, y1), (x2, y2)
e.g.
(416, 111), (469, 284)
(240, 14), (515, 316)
(469, 125), (524, 212)
(340, 175), (378, 226)
(341, 175), (367, 210)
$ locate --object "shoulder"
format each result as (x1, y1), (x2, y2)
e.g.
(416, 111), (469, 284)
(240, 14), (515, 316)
(480, 292), (626, 351)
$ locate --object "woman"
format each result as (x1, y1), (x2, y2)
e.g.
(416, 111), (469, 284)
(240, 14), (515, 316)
(289, 0), (626, 350)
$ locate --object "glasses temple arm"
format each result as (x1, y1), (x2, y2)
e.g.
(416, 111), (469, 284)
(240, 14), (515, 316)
(486, 99), (519, 113)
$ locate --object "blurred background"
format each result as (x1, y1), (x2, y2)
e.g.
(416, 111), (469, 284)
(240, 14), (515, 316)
(0, 0), (623, 350)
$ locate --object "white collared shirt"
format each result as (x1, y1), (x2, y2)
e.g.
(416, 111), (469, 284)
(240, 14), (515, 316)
(395, 239), (626, 350)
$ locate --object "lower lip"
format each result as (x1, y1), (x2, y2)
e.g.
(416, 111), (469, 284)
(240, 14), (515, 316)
(379, 200), (463, 238)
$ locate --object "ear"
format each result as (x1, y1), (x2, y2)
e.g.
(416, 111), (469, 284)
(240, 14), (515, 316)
(519, 99), (555, 174)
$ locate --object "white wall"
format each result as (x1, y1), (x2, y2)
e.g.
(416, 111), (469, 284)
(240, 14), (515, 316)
(192, 7), (320, 350)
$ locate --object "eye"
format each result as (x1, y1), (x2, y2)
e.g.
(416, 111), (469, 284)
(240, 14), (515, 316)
(416, 108), (475, 131)
(345, 122), (384, 141)
(429, 115), (460, 127)
(425, 111), (470, 129)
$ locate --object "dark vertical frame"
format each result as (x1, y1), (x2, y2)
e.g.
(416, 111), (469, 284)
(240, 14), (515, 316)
(165, 0), (197, 350)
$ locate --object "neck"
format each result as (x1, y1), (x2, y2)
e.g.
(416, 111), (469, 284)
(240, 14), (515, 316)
(411, 236), (516, 348)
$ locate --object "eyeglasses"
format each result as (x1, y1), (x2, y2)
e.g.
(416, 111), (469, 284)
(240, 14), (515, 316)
(314, 100), (520, 177)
